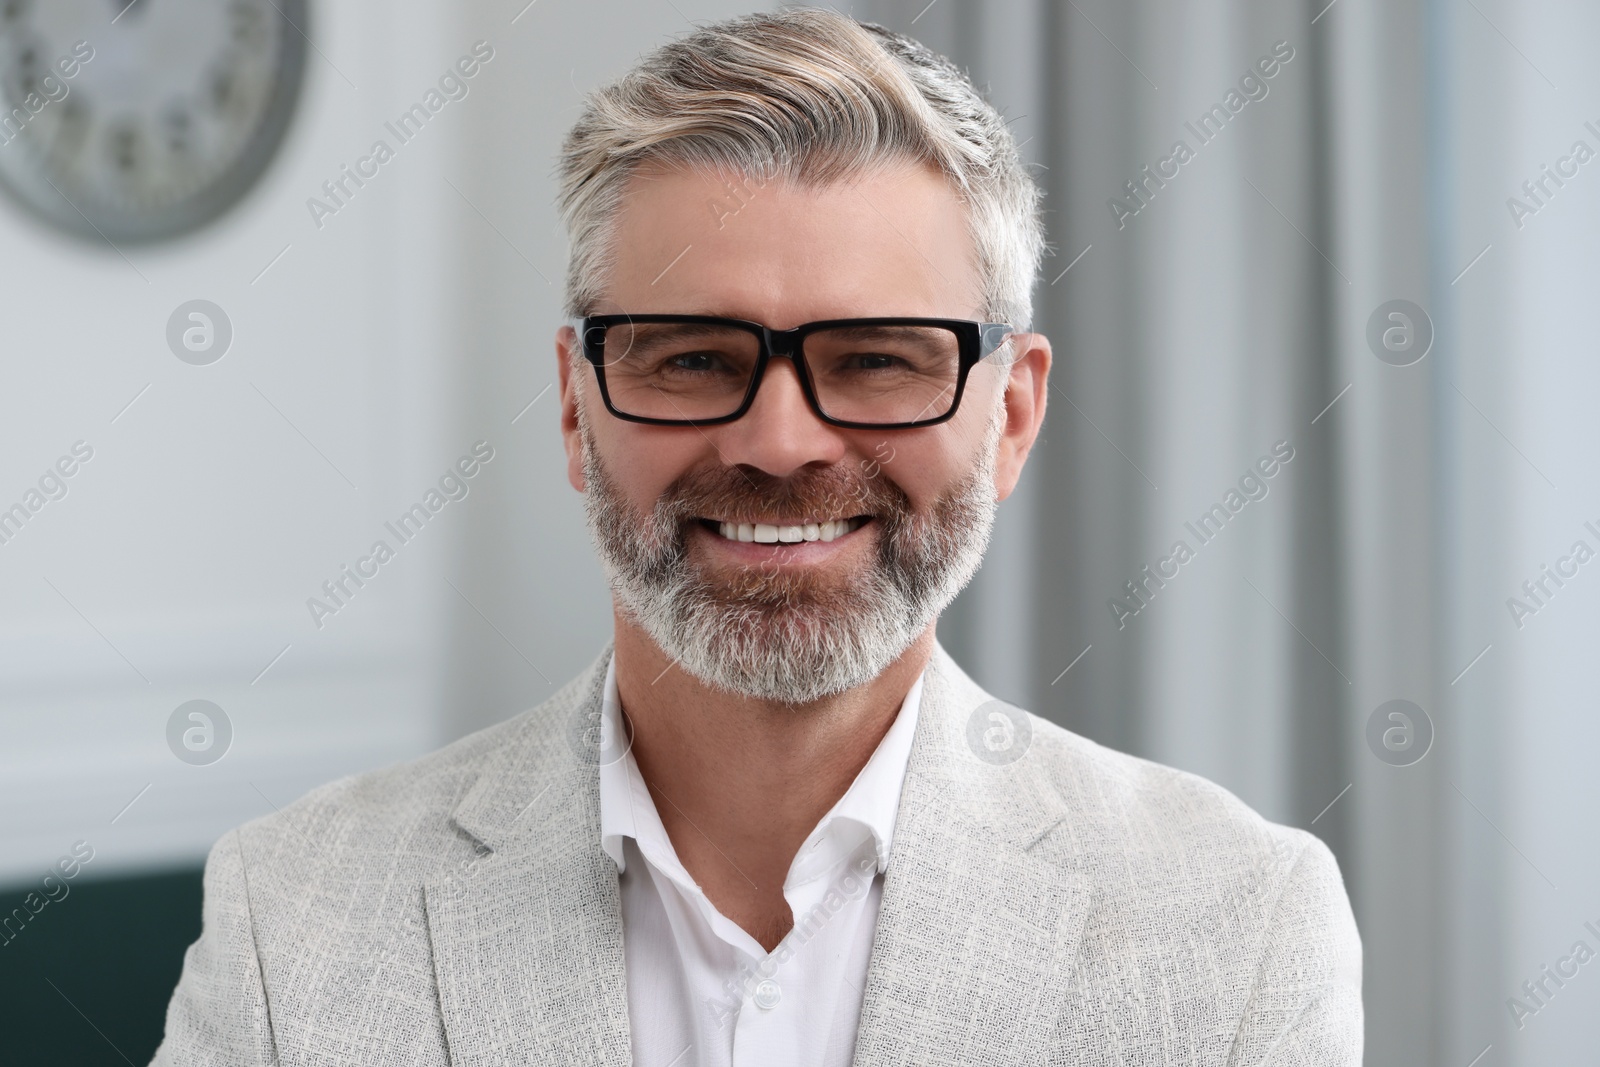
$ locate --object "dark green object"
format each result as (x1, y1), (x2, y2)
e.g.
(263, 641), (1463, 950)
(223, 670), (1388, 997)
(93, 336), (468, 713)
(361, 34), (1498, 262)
(0, 867), (203, 1065)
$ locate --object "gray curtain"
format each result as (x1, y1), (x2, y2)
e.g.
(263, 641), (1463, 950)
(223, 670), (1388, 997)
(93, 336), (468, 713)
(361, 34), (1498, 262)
(838, 0), (1516, 1063)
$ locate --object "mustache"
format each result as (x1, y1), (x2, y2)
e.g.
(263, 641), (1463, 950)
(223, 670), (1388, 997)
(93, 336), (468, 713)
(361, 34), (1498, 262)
(652, 461), (911, 529)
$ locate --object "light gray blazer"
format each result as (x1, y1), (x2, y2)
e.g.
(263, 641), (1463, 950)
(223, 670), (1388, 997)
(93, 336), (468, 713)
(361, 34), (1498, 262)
(152, 643), (1362, 1066)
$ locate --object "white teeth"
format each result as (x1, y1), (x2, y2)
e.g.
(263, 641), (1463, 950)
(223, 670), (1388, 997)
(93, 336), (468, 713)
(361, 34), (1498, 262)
(709, 518), (864, 542)
(822, 519), (860, 541)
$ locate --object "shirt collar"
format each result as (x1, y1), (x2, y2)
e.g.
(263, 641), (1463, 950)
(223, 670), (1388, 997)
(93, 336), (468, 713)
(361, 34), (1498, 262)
(597, 653), (924, 882)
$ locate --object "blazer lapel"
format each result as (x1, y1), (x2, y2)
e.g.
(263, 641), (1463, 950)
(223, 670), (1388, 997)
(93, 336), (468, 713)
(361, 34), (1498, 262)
(851, 645), (1093, 1067)
(425, 648), (633, 1067)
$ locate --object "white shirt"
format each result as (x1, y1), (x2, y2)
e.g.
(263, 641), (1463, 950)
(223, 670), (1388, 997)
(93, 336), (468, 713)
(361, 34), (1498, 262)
(597, 655), (924, 1067)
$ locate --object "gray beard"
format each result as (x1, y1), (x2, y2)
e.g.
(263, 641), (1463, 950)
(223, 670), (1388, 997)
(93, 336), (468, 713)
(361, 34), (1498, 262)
(578, 402), (1001, 705)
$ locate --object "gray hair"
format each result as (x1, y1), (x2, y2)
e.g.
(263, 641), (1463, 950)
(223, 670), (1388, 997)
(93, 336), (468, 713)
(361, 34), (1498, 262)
(556, 8), (1046, 331)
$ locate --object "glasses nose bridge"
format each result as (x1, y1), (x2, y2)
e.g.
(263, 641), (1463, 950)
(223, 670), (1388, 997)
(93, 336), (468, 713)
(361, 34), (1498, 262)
(749, 325), (818, 421)
(762, 324), (804, 361)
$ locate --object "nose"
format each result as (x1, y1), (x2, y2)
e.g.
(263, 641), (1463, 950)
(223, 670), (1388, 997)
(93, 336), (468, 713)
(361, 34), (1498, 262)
(709, 355), (847, 478)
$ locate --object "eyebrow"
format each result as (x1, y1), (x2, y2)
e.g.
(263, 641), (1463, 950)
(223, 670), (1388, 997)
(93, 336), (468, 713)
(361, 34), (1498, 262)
(618, 322), (747, 340)
(609, 322), (754, 355)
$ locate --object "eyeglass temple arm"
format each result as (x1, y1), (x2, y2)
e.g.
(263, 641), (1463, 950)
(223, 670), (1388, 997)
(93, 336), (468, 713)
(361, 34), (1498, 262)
(980, 323), (1016, 361)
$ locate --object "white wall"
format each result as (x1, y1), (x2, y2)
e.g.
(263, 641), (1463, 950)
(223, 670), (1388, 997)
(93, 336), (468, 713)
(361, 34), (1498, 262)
(0, 0), (754, 886)
(0, 0), (465, 883)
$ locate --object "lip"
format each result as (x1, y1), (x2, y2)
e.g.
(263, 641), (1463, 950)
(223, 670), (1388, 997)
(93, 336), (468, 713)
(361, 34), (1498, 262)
(690, 515), (875, 564)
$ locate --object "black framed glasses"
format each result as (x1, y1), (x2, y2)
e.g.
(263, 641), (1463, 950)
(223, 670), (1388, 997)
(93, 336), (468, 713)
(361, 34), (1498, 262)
(572, 314), (1014, 429)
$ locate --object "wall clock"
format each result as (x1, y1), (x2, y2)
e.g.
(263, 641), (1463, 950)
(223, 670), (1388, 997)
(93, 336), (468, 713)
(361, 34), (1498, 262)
(0, 0), (308, 244)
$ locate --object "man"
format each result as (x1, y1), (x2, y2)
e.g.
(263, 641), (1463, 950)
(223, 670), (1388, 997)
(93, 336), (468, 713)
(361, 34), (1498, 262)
(154, 9), (1361, 1066)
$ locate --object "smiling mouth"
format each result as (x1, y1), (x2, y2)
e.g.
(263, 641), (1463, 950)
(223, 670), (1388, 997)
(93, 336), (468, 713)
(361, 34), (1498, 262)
(697, 516), (872, 544)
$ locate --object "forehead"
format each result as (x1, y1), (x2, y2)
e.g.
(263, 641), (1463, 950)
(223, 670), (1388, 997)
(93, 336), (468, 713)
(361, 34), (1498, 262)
(600, 160), (983, 327)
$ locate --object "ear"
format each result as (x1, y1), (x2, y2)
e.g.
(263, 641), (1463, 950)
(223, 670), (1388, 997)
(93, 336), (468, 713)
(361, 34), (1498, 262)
(992, 332), (1051, 502)
(557, 325), (586, 493)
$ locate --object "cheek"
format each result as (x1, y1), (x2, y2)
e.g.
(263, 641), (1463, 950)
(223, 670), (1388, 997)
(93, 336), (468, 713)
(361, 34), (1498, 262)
(876, 437), (967, 511)
(599, 426), (706, 504)
(913, 459), (969, 508)
(964, 363), (1010, 414)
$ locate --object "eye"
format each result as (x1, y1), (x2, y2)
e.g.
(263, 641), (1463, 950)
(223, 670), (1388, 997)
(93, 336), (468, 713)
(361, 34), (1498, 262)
(666, 350), (723, 372)
(842, 352), (904, 371)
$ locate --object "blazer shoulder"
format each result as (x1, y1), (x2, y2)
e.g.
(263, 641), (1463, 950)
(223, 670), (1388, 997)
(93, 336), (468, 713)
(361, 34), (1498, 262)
(1016, 713), (1339, 908)
(230, 650), (605, 866)
(931, 646), (1303, 860)
(1033, 715), (1264, 821)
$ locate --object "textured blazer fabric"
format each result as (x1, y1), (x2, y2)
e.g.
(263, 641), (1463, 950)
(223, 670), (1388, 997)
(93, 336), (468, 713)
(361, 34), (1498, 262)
(152, 643), (1363, 1066)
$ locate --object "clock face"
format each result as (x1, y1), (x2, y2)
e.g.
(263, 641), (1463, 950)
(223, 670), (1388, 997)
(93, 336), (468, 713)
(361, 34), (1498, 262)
(0, 0), (307, 244)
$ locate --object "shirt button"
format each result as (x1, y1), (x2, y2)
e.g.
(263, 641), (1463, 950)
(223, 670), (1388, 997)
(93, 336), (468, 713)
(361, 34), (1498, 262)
(753, 979), (782, 1010)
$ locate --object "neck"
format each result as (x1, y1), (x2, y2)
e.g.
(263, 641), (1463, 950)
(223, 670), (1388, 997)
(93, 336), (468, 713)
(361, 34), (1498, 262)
(610, 609), (934, 950)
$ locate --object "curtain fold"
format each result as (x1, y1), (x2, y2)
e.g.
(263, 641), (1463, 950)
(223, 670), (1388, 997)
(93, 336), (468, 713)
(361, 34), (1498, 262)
(837, 0), (1494, 1061)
